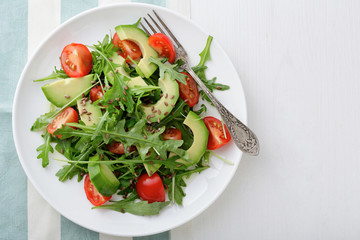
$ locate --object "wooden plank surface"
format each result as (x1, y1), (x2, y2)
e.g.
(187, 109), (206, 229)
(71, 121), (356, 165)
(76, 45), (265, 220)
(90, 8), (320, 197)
(174, 0), (360, 239)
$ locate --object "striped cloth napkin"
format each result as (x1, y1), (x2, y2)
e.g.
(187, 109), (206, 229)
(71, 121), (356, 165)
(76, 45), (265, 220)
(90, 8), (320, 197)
(0, 0), (194, 239)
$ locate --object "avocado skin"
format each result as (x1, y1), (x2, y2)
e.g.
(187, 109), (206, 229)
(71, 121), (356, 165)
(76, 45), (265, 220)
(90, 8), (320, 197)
(178, 111), (209, 166)
(88, 155), (120, 197)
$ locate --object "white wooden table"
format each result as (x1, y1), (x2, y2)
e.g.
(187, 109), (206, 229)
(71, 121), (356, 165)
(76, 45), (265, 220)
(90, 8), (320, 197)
(7, 0), (360, 239)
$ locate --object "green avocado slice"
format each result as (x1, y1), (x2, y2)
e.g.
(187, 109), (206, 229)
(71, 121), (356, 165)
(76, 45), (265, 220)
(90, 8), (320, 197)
(115, 24), (158, 78)
(41, 74), (93, 107)
(141, 72), (179, 123)
(76, 99), (102, 126)
(176, 111), (209, 166)
(88, 155), (120, 197)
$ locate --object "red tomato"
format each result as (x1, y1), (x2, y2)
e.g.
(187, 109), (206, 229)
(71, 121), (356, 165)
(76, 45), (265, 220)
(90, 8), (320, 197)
(177, 72), (199, 107)
(84, 174), (111, 206)
(113, 33), (142, 63)
(148, 33), (175, 63)
(162, 128), (182, 140)
(107, 141), (125, 154)
(136, 173), (165, 203)
(203, 116), (231, 150)
(90, 85), (104, 102)
(47, 107), (79, 138)
(60, 43), (93, 77)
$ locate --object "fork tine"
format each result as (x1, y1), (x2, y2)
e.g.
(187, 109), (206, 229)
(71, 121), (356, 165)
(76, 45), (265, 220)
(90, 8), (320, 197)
(152, 10), (183, 48)
(147, 14), (166, 35)
(139, 22), (151, 36)
(143, 17), (157, 35)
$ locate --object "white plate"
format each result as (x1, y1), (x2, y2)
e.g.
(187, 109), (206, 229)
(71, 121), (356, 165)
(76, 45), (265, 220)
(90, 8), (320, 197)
(12, 3), (246, 237)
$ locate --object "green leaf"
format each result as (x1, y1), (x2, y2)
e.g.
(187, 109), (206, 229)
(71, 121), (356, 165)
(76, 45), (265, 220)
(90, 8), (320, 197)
(55, 164), (83, 182)
(36, 132), (54, 167)
(31, 111), (56, 131)
(54, 139), (73, 160)
(93, 193), (170, 216)
(169, 175), (186, 205)
(56, 142), (96, 182)
(196, 36), (213, 68)
(91, 110), (109, 140)
(192, 36), (230, 104)
(33, 67), (68, 82)
(149, 56), (186, 83)
(130, 85), (161, 96)
(54, 126), (92, 139)
(106, 118), (187, 161)
(88, 44), (135, 112)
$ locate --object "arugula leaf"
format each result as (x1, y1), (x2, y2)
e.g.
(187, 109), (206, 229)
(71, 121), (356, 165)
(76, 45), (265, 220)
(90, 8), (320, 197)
(91, 110), (109, 141)
(107, 118), (187, 161)
(93, 193), (170, 216)
(56, 142), (96, 182)
(168, 166), (209, 205)
(54, 139), (73, 160)
(54, 126), (93, 139)
(55, 164), (84, 182)
(192, 36), (230, 103)
(149, 57), (186, 83)
(33, 67), (68, 82)
(168, 175), (186, 205)
(36, 132), (54, 167)
(31, 110), (56, 131)
(88, 42), (135, 112)
(130, 85), (161, 96)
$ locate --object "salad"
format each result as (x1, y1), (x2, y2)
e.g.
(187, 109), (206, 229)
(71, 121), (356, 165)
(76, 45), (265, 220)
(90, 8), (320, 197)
(31, 20), (232, 216)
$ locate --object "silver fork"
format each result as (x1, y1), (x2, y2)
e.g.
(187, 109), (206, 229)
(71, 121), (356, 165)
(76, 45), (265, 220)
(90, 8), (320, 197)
(141, 10), (259, 156)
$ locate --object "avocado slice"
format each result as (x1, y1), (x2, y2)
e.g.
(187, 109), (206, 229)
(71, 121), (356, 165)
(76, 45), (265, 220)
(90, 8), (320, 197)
(106, 52), (148, 88)
(141, 73), (179, 123)
(176, 111), (209, 166)
(115, 24), (158, 78)
(41, 74), (93, 107)
(76, 99), (102, 126)
(88, 155), (120, 197)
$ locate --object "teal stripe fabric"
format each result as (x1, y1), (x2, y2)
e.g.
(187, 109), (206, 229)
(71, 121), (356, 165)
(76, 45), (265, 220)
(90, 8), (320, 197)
(61, 0), (98, 23)
(60, 0), (99, 239)
(134, 231), (170, 240)
(0, 0), (28, 239)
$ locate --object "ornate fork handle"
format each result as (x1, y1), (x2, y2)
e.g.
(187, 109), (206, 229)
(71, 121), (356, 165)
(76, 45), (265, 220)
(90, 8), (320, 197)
(186, 68), (260, 156)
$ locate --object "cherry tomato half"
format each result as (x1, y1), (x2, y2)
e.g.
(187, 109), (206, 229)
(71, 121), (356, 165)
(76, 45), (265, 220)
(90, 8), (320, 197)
(162, 128), (182, 140)
(90, 85), (104, 102)
(203, 116), (231, 150)
(136, 172), (165, 203)
(113, 33), (142, 63)
(47, 107), (79, 138)
(148, 33), (175, 63)
(84, 174), (111, 206)
(107, 141), (126, 154)
(60, 43), (93, 77)
(177, 72), (199, 107)
(107, 141), (136, 155)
